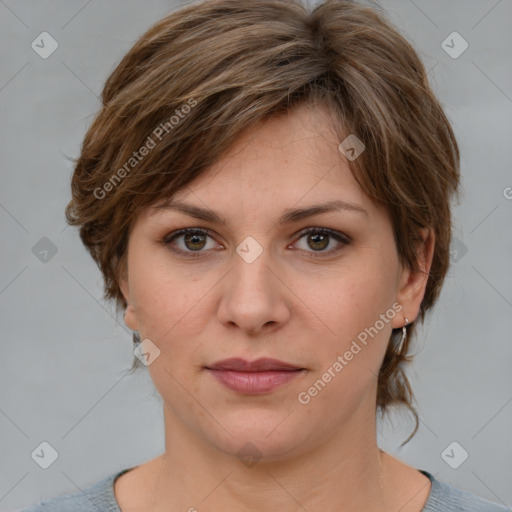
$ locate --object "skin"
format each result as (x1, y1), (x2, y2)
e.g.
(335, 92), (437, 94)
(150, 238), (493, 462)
(116, 102), (435, 512)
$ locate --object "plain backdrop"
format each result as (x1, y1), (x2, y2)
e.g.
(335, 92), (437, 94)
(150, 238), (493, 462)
(1, 0), (511, 510)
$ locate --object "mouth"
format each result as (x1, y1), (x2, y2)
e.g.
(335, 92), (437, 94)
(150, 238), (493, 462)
(205, 358), (306, 395)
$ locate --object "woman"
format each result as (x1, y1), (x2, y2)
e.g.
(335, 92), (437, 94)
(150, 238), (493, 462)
(20, 0), (508, 510)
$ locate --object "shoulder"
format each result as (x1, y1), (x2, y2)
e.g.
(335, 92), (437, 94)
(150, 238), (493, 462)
(17, 468), (132, 512)
(421, 470), (511, 512)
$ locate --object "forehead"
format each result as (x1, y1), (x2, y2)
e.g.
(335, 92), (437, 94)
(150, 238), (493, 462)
(144, 103), (380, 226)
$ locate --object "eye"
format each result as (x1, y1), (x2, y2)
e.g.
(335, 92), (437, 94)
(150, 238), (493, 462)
(160, 227), (350, 259)
(292, 227), (350, 258)
(161, 228), (221, 258)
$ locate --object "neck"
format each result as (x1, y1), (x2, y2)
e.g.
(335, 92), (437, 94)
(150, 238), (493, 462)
(150, 404), (396, 512)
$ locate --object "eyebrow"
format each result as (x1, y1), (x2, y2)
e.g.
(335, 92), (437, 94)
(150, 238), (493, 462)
(153, 199), (368, 226)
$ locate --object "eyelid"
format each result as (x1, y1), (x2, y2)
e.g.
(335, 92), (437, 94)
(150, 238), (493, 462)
(161, 226), (351, 257)
(161, 227), (219, 258)
(290, 227), (351, 258)
(294, 226), (351, 245)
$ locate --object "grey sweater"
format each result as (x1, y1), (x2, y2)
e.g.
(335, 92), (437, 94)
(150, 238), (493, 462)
(18, 468), (510, 511)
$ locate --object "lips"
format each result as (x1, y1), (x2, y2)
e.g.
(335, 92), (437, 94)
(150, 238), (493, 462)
(205, 358), (306, 394)
(207, 357), (303, 372)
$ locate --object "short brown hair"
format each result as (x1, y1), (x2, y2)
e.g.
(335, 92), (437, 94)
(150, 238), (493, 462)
(65, 0), (460, 442)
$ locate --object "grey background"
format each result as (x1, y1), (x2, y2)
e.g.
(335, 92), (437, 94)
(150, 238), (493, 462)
(1, 0), (511, 510)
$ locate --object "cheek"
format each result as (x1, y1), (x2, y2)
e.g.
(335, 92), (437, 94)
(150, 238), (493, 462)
(128, 245), (184, 322)
(324, 252), (398, 324)
(299, 272), (398, 428)
(134, 282), (205, 343)
(314, 253), (399, 376)
(128, 253), (216, 366)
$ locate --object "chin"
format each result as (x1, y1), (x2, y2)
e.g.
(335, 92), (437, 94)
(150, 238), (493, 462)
(202, 413), (308, 462)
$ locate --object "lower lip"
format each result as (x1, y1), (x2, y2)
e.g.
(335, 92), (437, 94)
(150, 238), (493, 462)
(206, 369), (304, 394)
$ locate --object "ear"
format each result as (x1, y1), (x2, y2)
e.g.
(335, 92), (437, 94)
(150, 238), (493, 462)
(392, 228), (435, 328)
(118, 264), (139, 332)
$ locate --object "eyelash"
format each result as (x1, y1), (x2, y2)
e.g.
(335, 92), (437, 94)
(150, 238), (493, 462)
(160, 227), (351, 259)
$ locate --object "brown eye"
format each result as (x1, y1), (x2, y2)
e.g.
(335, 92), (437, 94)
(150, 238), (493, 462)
(183, 231), (207, 251)
(307, 232), (330, 251)
(294, 227), (350, 258)
(162, 226), (350, 259)
(163, 228), (219, 258)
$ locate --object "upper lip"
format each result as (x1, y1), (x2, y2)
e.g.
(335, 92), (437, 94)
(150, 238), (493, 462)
(206, 357), (304, 372)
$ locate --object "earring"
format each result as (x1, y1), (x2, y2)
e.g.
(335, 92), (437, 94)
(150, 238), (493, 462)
(397, 318), (409, 354)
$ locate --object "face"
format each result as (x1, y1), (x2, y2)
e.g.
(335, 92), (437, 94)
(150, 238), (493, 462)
(120, 102), (430, 461)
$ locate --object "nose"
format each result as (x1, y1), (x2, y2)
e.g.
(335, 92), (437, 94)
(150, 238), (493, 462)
(216, 243), (291, 336)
